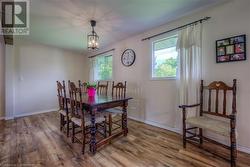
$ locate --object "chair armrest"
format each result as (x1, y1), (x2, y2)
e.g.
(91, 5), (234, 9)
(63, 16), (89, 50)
(179, 104), (200, 109)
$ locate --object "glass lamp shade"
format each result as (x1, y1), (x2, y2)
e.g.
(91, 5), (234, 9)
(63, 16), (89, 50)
(87, 31), (99, 50)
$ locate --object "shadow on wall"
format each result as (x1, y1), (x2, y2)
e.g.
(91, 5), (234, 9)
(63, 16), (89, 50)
(126, 82), (145, 120)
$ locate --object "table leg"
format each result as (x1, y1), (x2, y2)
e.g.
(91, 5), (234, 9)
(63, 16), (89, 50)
(89, 108), (97, 154)
(122, 101), (128, 136)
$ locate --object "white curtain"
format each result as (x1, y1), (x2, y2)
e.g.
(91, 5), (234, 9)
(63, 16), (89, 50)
(176, 23), (202, 117)
(89, 58), (95, 82)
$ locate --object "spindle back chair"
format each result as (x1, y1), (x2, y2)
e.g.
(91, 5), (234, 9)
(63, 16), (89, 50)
(69, 80), (107, 154)
(179, 79), (237, 167)
(106, 81), (127, 136)
(68, 81), (83, 119)
(57, 80), (70, 136)
(111, 81), (127, 97)
(80, 82), (88, 93)
(57, 81), (66, 111)
(201, 80), (236, 118)
(97, 81), (109, 95)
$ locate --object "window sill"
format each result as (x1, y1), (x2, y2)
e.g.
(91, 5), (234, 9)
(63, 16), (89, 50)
(150, 77), (176, 81)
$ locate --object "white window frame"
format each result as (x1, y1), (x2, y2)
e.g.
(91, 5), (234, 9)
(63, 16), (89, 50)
(151, 32), (178, 80)
(93, 54), (113, 82)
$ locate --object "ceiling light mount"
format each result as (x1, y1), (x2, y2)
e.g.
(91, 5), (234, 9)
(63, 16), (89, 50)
(90, 20), (96, 27)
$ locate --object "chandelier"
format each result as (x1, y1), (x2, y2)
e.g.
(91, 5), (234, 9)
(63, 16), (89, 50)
(87, 20), (99, 50)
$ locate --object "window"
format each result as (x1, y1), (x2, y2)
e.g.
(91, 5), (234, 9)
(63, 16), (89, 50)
(93, 55), (113, 81)
(152, 34), (178, 79)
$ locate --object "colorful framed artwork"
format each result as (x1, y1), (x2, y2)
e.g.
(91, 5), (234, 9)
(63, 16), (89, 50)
(216, 34), (246, 63)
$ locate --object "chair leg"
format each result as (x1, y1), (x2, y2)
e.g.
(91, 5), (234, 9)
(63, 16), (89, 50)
(66, 116), (70, 137)
(60, 114), (63, 131)
(104, 116), (107, 138)
(72, 122), (75, 143)
(96, 123), (98, 131)
(230, 131), (237, 167)
(231, 138), (237, 167)
(230, 115), (237, 167)
(108, 114), (112, 136)
(182, 110), (187, 149)
(121, 114), (124, 131)
(199, 128), (203, 146)
(183, 125), (186, 148)
(82, 126), (85, 154)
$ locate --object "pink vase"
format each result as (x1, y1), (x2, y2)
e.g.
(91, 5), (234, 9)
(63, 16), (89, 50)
(87, 87), (96, 96)
(88, 96), (95, 104)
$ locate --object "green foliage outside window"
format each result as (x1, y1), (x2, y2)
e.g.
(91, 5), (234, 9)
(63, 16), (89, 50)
(95, 55), (112, 80)
(154, 57), (177, 77)
(152, 35), (178, 78)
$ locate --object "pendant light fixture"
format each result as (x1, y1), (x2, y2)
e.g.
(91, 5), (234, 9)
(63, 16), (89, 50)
(87, 20), (99, 50)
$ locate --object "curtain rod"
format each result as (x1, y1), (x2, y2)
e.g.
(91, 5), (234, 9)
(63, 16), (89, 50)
(88, 48), (115, 58)
(141, 17), (211, 41)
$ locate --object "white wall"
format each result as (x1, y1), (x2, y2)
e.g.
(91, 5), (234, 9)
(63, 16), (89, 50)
(201, 0), (250, 149)
(87, 0), (250, 151)
(6, 40), (88, 118)
(5, 45), (15, 119)
(0, 28), (5, 119)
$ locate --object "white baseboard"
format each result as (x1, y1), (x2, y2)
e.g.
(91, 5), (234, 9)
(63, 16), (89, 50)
(128, 116), (250, 155)
(238, 145), (250, 154)
(5, 109), (58, 120)
(128, 116), (144, 122)
(5, 116), (14, 120)
(206, 135), (250, 154)
(128, 116), (181, 134)
(144, 120), (181, 134)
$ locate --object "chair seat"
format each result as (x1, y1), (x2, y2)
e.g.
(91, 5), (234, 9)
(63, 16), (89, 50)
(59, 109), (71, 117)
(186, 116), (230, 136)
(105, 108), (123, 117)
(71, 113), (106, 127)
(59, 109), (67, 116)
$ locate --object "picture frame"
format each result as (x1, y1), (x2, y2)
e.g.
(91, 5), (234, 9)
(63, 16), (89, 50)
(216, 34), (246, 63)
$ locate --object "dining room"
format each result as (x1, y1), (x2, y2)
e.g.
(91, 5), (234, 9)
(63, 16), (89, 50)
(1, 0), (250, 167)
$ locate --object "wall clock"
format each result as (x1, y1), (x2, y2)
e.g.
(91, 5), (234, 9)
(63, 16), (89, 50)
(121, 49), (136, 66)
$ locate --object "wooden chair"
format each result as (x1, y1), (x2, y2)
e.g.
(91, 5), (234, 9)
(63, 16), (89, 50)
(80, 82), (88, 93)
(68, 81), (77, 90)
(69, 80), (107, 154)
(179, 79), (237, 167)
(96, 81), (110, 133)
(105, 81), (127, 136)
(56, 80), (71, 137)
(97, 81), (109, 95)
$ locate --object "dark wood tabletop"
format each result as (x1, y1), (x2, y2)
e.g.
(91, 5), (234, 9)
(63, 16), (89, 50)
(81, 94), (132, 106)
(67, 93), (132, 110)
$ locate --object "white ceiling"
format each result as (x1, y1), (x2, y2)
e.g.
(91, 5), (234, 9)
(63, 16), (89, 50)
(19, 0), (226, 52)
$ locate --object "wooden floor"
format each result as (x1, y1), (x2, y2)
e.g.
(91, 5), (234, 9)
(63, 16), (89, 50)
(1, 112), (250, 167)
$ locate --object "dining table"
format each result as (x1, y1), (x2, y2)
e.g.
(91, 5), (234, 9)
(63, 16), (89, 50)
(66, 93), (133, 154)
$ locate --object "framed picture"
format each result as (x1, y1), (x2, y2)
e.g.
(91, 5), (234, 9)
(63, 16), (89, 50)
(216, 34), (246, 63)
